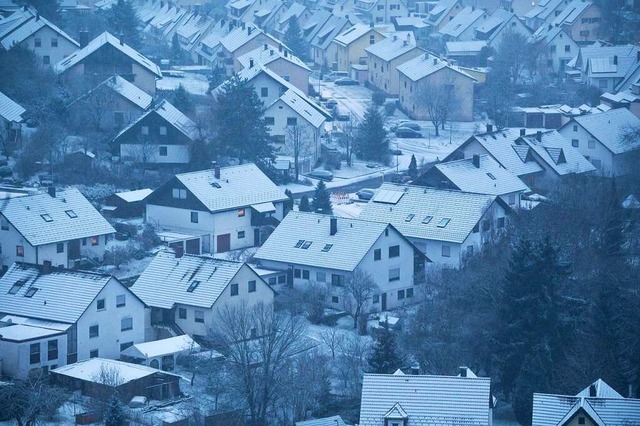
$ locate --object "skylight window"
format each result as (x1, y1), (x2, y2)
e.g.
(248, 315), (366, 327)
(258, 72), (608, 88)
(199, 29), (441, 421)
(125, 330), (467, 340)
(301, 241), (312, 249)
(321, 244), (333, 252)
(405, 214), (415, 222)
(24, 287), (38, 298)
(211, 182), (221, 189)
(187, 280), (200, 293)
(486, 173), (496, 180)
(8, 279), (27, 295)
(41, 214), (53, 222)
(65, 210), (77, 218)
(422, 215), (433, 224)
(294, 240), (305, 248)
(437, 218), (451, 228)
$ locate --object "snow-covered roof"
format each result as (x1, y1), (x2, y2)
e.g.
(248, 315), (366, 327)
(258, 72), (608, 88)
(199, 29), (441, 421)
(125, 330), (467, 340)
(0, 7), (79, 50)
(272, 89), (326, 128)
(114, 99), (198, 142)
(426, 0), (460, 26)
(433, 155), (530, 195)
(254, 212), (400, 271)
(145, 4), (187, 39)
(0, 323), (66, 341)
(68, 75), (153, 111)
(311, 15), (350, 50)
(576, 379), (624, 399)
(525, 0), (565, 20)
(198, 20), (229, 49)
(176, 13), (214, 50)
(550, 0), (592, 26)
(359, 371), (492, 426)
(622, 194), (640, 209)
(0, 263), (117, 324)
(333, 23), (382, 46)
(296, 416), (348, 426)
(0, 90), (25, 122)
(115, 188), (153, 203)
(397, 52), (475, 81)
(365, 32), (418, 62)
(570, 108), (640, 154)
(359, 183), (500, 244)
(439, 6), (485, 38)
(517, 130), (596, 175)
(394, 17), (430, 29)
(475, 8), (514, 41)
(52, 358), (180, 383)
(53, 32), (161, 78)
(220, 23), (280, 53)
(237, 43), (310, 71)
(278, 2), (306, 26)
(130, 250), (247, 309)
(121, 334), (200, 359)
(446, 40), (487, 55)
(0, 187), (115, 247)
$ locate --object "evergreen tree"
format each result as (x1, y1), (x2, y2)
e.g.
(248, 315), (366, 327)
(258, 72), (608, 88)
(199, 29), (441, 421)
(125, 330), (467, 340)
(171, 32), (182, 62)
(354, 104), (389, 163)
(299, 195), (311, 212)
(368, 319), (403, 374)
(602, 178), (624, 258)
(312, 181), (332, 214)
(407, 154), (418, 179)
(103, 392), (126, 426)
(283, 17), (308, 61)
(172, 84), (193, 116)
(102, 0), (141, 49)
(211, 75), (274, 164)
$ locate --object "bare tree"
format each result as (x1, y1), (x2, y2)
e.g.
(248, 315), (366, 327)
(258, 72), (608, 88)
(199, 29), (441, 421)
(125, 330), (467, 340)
(285, 125), (310, 182)
(336, 115), (358, 167)
(418, 74), (458, 136)
(341, 268), (379, 331)
(335, 333), (371, 397)
(210, 302), (313, 426)
(0, 376), (69, 426)
(319, 326), (344, 359)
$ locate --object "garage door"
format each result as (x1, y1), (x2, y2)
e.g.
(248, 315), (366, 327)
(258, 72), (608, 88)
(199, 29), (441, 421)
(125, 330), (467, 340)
(216, 234), (231, 253)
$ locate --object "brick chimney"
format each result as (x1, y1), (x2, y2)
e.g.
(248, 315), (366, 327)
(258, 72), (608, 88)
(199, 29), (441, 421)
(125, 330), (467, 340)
(486, 123), (493, 132)
(520, 128), (526, 136)
(42, 260), (52, 274)
(536, 130), (542, 141)
(459, 366), (468, 377)
(213, 161), (221, 179)
(48, 186), (56, 198)
(330, 217), (337, 235)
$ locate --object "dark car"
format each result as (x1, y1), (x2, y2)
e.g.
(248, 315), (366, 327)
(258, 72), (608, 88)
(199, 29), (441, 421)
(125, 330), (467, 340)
(395, 128), (423, 138)
(308, 169), (334, 181)
(334, 77), (359, 86)
(356, 188), (375, 200)
(388, 173), (411, 184)
(398, 121), (421, 130)
(325, 98), (338, 109)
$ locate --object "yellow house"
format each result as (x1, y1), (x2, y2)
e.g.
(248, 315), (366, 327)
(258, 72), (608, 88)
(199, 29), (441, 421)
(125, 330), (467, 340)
(397, 53), (476, 122)
(332, 23), (386, 72)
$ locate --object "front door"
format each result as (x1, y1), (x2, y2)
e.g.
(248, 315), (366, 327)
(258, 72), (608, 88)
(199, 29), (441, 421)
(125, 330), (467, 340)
(254, 228), (260, 246)
(381, 293), (387, 311)
(217, 234), (231, 253)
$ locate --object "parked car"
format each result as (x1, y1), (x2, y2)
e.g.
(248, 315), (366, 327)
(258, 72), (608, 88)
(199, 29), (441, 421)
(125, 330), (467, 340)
(324, 71), (349, 82)
(325, 98), (338, 109)
(308, 169), (334, 181)
(334, 105), (350, 121)
(334, 77), (359, 86)
(395, 128), (423, 138)
(389, 148), (403, 155)
(356, 188), (375, 200)
(397, 121), (421, 130)
(388, 173), (411, 184)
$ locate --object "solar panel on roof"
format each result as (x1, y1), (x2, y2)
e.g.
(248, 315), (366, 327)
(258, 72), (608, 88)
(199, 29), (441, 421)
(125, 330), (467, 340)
(372, 190), (404, 204)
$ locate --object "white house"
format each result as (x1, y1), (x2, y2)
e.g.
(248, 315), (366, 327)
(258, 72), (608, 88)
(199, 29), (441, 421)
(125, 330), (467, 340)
(253, 212), (429, 311)
(237, 43), (311, 94)
(558, 108), (640, 176)
(474, 9), (531, 50)
(529, 25), (579, 75)
(359, 183), (510, 268)
(0, 90), (25, 148)
(359, 368), (493, 426)
(439, 6), (488, 42)
(0, 187), (115, 272)
(129, 249), (275, 340)
(144, 163), (289, 254)
(0, 263), (145, 379)
(353, 0), (409, 25)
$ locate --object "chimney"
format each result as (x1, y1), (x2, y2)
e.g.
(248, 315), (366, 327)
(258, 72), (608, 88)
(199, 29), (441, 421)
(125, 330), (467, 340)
(229, 22), (234, 32)
(536, 130), (542, 141)
(548, 24), (552, 30)
(270, 49), (274, 56)
(613, 55), (618, 65)
(221, 17), (226, 26)
(330, 217), (337, 235)
(175, 245), (184, 258)
(42, 260), (52, 274)
(407, 32), (411, 42)
(213, 161), (221, 179)
(264, 43), (268, 50)
(403, 40), (408, 47)
(278, 44), (282, 52)
(459, 366), (468, 377)
(589, 384), (597, 397)
(284, 50), (288, 57)
(630, 384), (635, 398)
(637, 51), (640, 62)
(393, 35), (398, 41)
(472, 154), (480, 168)
(631, 83), (640, 95)
(79, 30), (89, 48)
(249, 58), (254, 68)
(433, 58), (438, 65)
(48, 186), (56, 198)
(486, 123), (493, 132)
(369, 21), (374, 28)
(242, 22), (246, 30)
(119, 32), (125, 45)
(35, 12), (40, 21)
(520, 128), (526, 136)
(411, 363), (420, 375)
(248, 26), (252, 35)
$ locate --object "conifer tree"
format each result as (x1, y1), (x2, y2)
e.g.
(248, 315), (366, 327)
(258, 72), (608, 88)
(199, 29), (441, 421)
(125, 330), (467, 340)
(354, 104), (389, 163)
(283, 17), (308, 61)
(368, 319), (403, 374)
(103, 0), (141, 49)
(312, 180), (332, 214)
(299, 195), (311, 212)
(172, 84), (193, 116)
(103, 392), (126, 426)
(408, 154), (418, 179)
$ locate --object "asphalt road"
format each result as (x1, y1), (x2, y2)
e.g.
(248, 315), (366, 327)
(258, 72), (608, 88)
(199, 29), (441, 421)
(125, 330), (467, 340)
(292, 174), (388, 199)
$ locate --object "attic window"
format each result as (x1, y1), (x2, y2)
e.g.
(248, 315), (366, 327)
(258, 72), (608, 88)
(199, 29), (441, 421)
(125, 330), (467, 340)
(41, 214), (53, 222)
(187, 280), (200, 292)
(294, 239), (305, 248)
(321, 244), (333, 252)
(422, 215), (433, 224)
(437, 218), (451, 228)
(405, 214), (415, 222)
(486, 173), (496, 180)
(24, 287), (38, 298)
(65, 210), (77, 218)
(301, 241), (312, 249)
(8, 279), (27, 294)
(212, 182), (222, 189)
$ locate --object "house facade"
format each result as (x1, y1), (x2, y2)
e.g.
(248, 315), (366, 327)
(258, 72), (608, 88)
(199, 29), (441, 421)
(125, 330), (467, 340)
(0, 187), (115, 272)
(219, 23), (283, 75)
(551, 0), (601, 42)
(332, 24), (386, 72)
(0, 264), (145, 380)
(237, 44), (311, 95)
(530, 26), (579, 76)
(0, 91), (25, 149)
(354, 0), (409, 24)
(254, 212), (427, 311)
(310, 15), (352, 69)
(145, 163), (289, 254)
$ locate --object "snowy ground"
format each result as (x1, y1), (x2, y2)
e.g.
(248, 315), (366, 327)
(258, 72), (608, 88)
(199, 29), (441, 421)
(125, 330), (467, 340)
(157, 72), (209, 95)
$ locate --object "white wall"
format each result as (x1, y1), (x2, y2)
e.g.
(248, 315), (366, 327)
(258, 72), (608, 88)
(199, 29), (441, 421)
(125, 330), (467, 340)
(0, 332), (68, 380)
(120, 143), (190, 164)
(558, 123), (614, 175)
(22, 26), (78, 67)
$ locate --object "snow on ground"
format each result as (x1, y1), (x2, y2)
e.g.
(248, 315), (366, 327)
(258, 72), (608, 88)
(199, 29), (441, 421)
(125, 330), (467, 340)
(98, 255), (154, 280)
(157, 72), (209, 95)
(332, 201), (364, 218)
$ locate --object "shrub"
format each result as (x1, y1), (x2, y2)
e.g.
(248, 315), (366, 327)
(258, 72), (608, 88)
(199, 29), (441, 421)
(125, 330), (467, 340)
(372, 91), (386, 106)
(138, 224), (161, 251)
(384, 101), (396, 116)
(0, 165), (11, 177)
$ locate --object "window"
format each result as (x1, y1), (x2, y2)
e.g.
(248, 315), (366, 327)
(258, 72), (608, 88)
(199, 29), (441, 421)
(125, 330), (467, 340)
(82, 238), (86, 246)
(159, 126), (167, 136)
(406, 288), (414, 298)
(16, 245), (24, 257)
(159, 146), (168, 156)
(373, 294), (380, 303)
(268, 277), (276, 285)
(238, 209), (245, 217)
(238, 230), (245, 239)
(564, 45), (571, 52)
(261, 87), (269, 97)
(332, 274), (344, 286)
(385, 228), (388, 236)
(497, 217), (505, 228)
(41, 214), (53, 222)
(398, 289), (405, 299)
(277, 275), (286, 284)
(294, 268), (302, 278)
(302, 270), (310, 280)
(120, 342), (133, 351)
(487, 173), (496, 180)
(389, 268), (400, 282)
(442, 245), (451, 257)
(550, 45), (556, 53)
(579, 30), (589, 37)
(598, 79), (608, 89)
(321, 244), (333, 252)
(178, 307), (187, 319)
(141, 126), (149, 135)
(90, 349), (99, 358)
(42, 55), (50, 65)
(121, 317), (133, 331)
(195, 310), (204, 323)
(422, 215), (433, 224)
(369, 34), (375, 44)
(24, 287), (38, 297)
(377, 4), (384, 9)
(116, 294), (126, 307)
(301, 241), (312, 249)
(508, 193), (516, 205)
(8, 279), (26, 294)
(571, 139), (579, 147)
(230, 283), (239, 296)
(437, 218), (451, 228)
(191, 211), (199, 223)
(264, 116), (274, 125)
(573, 125), (578, 132)
(374, 248), (381, 260)
(172, 188), (187, 199)
(317, 271), (326, 282)
(89, 325), (99, 338)
(51, 38), (58, 47)
(467, 245), (474, 255)
(286, 117), (297, 126)
(332, 296), (339, 303)
(97, 298), (105, 311)
(578, 417), (585, 425)
(91, 236), (99, 246)
(30, 343), (40, 364)
(389, 245), (400, 258)
(588, 139), (596, 149)
(591, 159), (602, 169)
(248, 280), (256, 293)
(34, 38), (41, 47)
(1, 217), (8, 230)
(405, 213), (415, 222)
(46, 339), (58, 361)
(65, 210), (77, 218)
